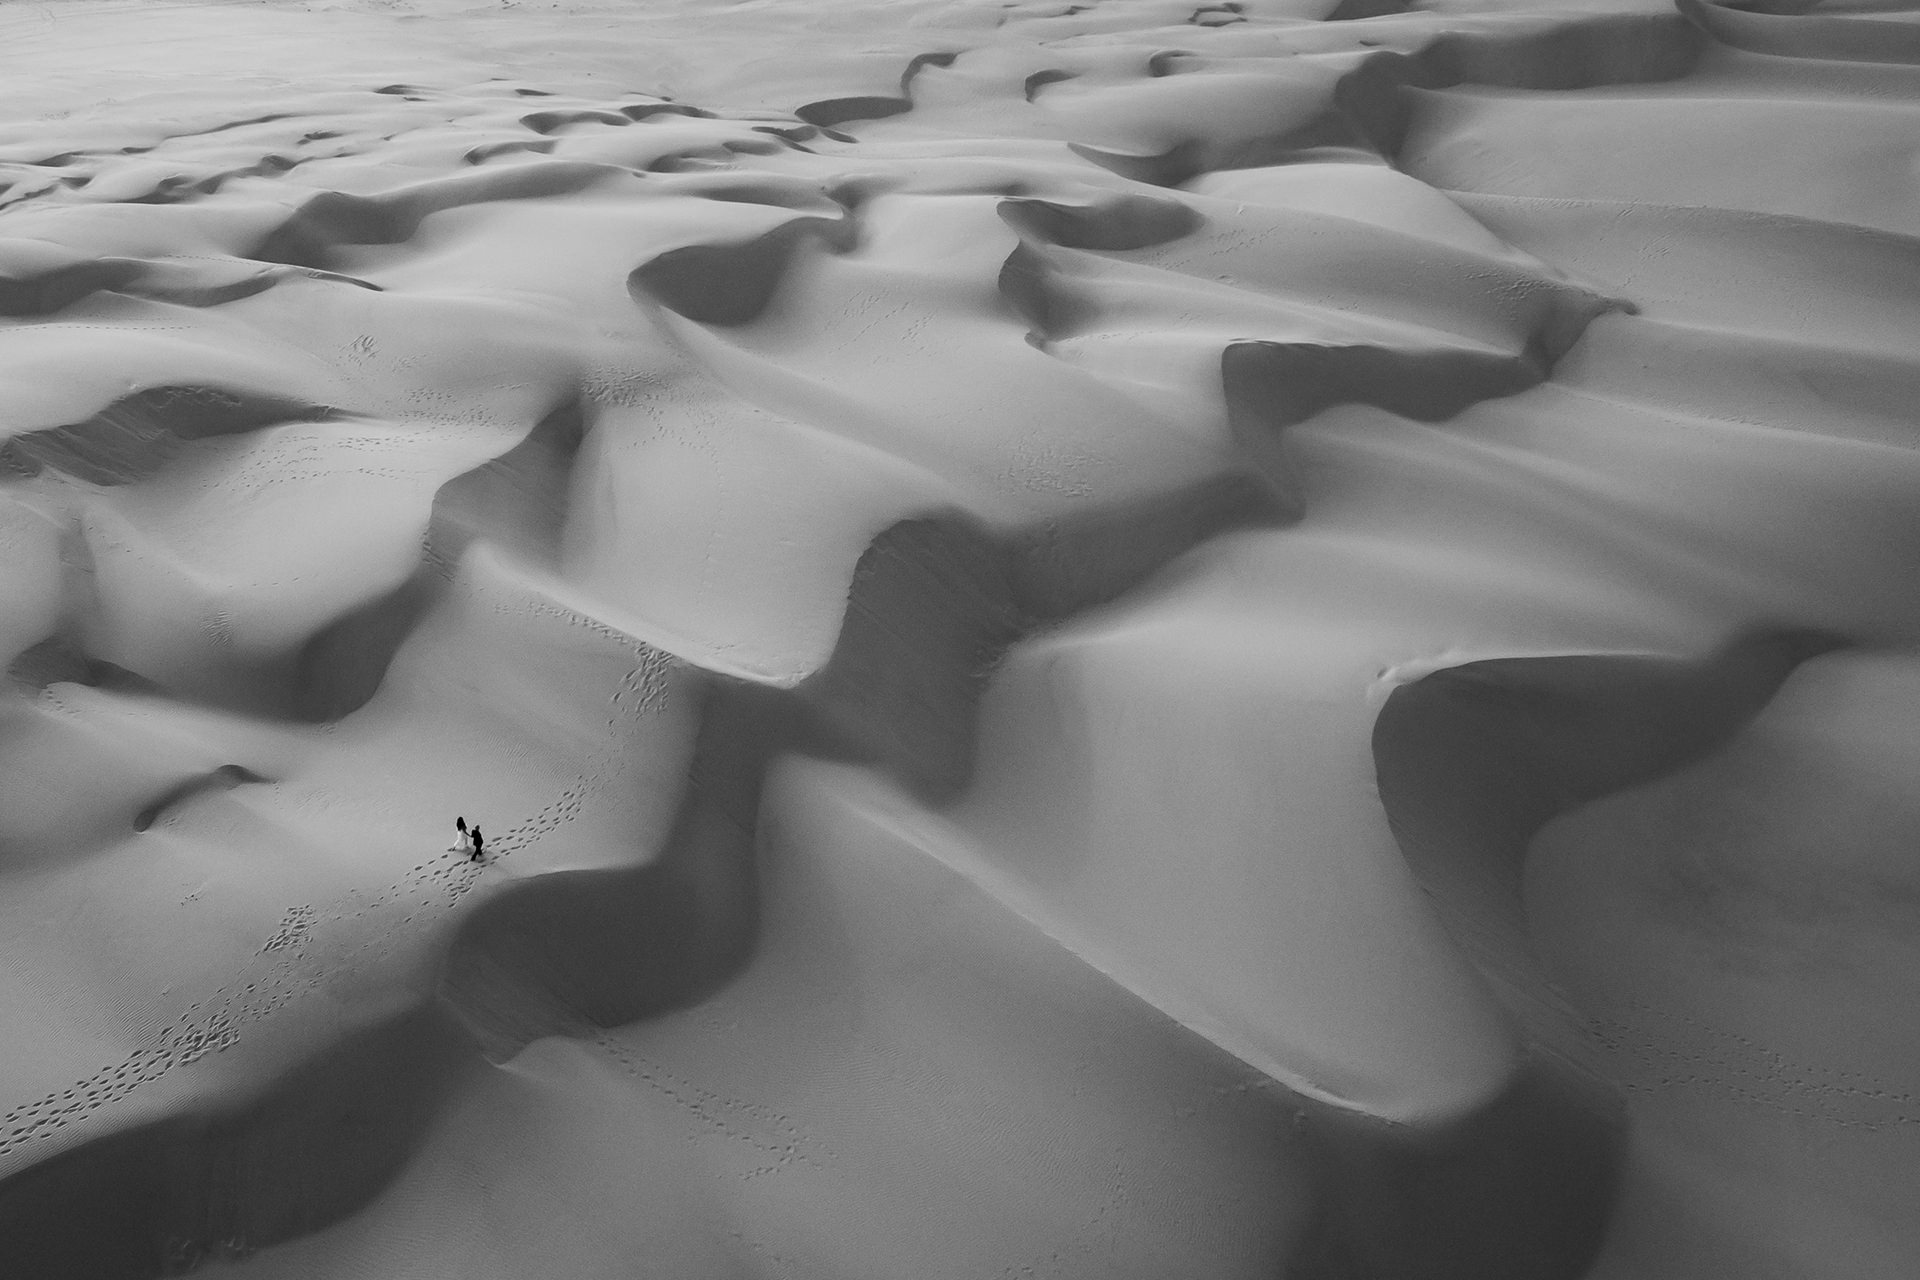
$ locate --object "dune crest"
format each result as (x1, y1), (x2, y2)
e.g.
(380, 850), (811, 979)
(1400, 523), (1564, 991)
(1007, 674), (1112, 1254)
(1, 0), (1918, 1275)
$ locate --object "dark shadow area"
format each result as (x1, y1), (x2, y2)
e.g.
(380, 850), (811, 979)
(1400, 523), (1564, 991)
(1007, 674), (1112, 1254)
(1289, 1054), (1624, 1280)
(0, 386), (337, 487)
(1288, 627), (1852, 1278)
(6, 634), (163, 697)
(1228, 339), (1541, 428)
(429, 398), (585, 571)
(994, 240), (1080, 345)
(999, 191), (1202, 251)
(7, 394), (590, 723)
(1330, 14), (1707, 162)
(791, 516), (1027, 800)
(1677, 0), (1920, 64)
(620, 102), (717, 122)
(0, 427), (1285, 1270)
(1372, 628), (1849, 970)
(1063, 12), (1706, 184)
(793, 50), (955, 130)
(293, 398), (588, 721)
(442, 467), (1284, 1053)
(438, 677), (786, 1058)
(518, 108), (632, 134)
(118, 155), (306, 208)
(433, 471), (1284, 1048)
(675, 174), (844, 213)
(795, 96), (912, 128)
(795, 471), (1285, 802)
(901, 50), (961, 89)
(1022, 68), (1075, 101)
(462, 139), (557, 165)
(0, 1006), (467, 1280)
(134, 765), (271, 834)
(116, 266), (281, 307)
(1065, 138), (1210, 189)
(1189, 3), (1247, 28)
(1325, 0), (1411, 18)
(1219, 282), (1618, 503)
(440, 470), (1281, 1051)
(0, 256), (141, 317)
(627, 211), (856, 326)
(251, 163), (620, 271)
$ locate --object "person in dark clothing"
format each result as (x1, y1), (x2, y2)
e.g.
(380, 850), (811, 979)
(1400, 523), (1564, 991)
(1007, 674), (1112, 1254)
(470, 826), (485, 861)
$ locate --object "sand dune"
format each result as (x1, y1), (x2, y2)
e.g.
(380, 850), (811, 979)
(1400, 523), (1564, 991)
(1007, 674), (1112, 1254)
(1, 0), (1917, 1275)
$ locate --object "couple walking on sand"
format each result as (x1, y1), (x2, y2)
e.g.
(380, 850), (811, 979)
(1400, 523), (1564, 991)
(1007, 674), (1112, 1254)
(455, 816), (486, 861)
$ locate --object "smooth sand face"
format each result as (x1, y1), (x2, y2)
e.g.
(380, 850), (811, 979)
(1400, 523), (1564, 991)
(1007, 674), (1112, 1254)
(1529, 652), (1920, 1280)
(0, 0), (1917, 1276)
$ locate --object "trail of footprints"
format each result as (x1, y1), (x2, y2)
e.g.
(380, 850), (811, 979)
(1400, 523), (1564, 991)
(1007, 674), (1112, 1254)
(1, 617), (684, 1169)
(1584, 997), (1920, 1131)
(0, 845), (485, 1166)
(0, 784), (577, 1167)
(590, 1031), (829, 1182)
(595, 1003), (1129, 1269)
(0, 69), (766, 1178)
(996, 1158), (1130, 1280)
(488, 781), (589, 859)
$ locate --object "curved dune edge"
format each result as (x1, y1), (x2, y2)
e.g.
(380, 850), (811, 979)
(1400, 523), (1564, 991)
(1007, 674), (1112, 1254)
(1525, 649), (1920, 1278)
(0, 471), (1282, 1273)
(626, 209), (857, 328)
(1347, 629), (1849, 1279)
(1677, 0), (1920, 66)
(0, 386), (338, 488)
(0, 0), (1916, 1273)
(24, 630), (1858, 1274)
(0, 1007), (468, 1279)
(250, 162), (631, 271)
(1, 394), (583, 723)
(1374, 629), (1850, 980)
(294, 397), (587, 722)
(0, 245), (379, 318)
(1059, 10), (1707, 188)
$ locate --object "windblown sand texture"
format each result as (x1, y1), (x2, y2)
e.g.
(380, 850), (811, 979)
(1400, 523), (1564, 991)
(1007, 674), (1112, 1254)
(1, 0), (1918, 1275)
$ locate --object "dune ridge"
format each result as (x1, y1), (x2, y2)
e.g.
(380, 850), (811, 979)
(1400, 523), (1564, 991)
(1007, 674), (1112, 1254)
(0, 466), (1282, 1272)
(1305, 630), (1847, 1279)
(0, 0), (1916, 1275)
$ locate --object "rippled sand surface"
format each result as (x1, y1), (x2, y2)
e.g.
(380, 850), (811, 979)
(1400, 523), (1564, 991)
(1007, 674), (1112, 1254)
(1, 1), (1918, 1276)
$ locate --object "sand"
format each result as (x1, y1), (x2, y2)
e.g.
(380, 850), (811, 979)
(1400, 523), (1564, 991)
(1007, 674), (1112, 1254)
(0, 0), (1916, 1275)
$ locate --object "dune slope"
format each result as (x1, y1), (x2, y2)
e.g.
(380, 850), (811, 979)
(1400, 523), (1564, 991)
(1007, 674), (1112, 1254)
(0, 0), (1917, 1276)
